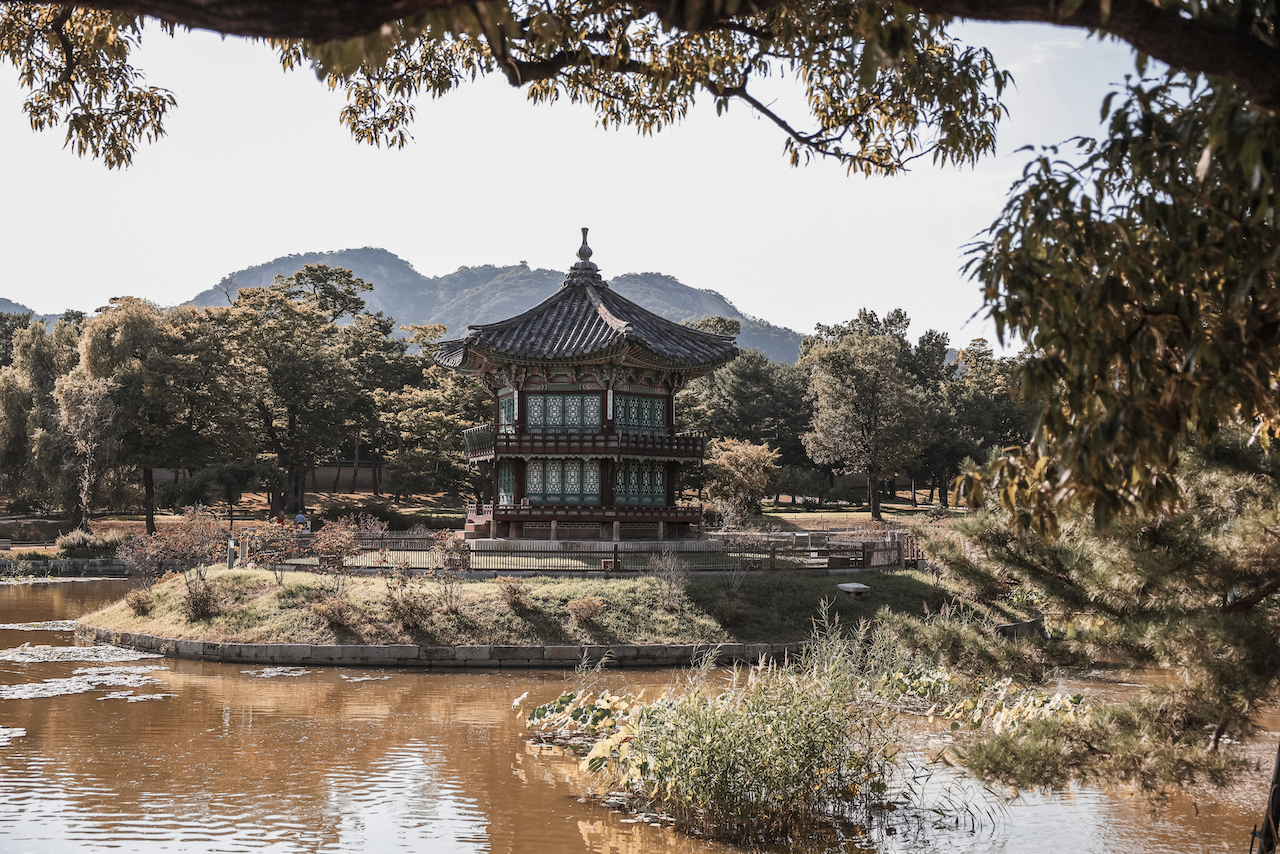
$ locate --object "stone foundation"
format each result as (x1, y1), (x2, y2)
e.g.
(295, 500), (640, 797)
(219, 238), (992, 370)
(74, 622), (803, 669)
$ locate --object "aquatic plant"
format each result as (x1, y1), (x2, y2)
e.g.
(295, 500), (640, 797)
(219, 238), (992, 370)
(526, 611), (903, 845)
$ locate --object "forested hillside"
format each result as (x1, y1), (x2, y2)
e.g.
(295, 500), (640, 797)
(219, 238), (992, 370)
(185, 248), (807, 362)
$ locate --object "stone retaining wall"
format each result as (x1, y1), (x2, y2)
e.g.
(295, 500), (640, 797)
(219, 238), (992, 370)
(74, 622), (804, 669)
(1, 559), (131, 576)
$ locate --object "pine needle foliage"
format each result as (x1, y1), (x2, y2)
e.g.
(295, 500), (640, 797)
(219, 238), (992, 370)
(922, 431), (1280, 798)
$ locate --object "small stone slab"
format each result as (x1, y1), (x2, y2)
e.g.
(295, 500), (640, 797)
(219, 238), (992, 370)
(837, 582), (871, 598)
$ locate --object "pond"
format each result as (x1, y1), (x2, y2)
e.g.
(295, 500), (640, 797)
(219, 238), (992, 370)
(0, 579), (1268, 853)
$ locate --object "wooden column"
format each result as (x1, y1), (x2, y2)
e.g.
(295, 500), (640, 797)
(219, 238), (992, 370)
(602, 459), (615, 507)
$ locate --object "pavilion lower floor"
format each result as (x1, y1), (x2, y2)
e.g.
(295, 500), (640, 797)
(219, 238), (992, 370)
(465, 502), (702, 541)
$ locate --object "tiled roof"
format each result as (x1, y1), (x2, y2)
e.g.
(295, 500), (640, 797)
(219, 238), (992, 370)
(434, 234), (737, 373)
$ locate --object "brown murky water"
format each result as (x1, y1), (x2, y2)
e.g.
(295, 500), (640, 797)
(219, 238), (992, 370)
(0, 580), (1269, 853)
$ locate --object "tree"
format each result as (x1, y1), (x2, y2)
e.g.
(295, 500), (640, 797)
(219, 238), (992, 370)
(0, 310), (32, 369)
(705, 438), (781, 522)
(52, 367), (119, 530)
(677, 346), (812, 470)
(801, 317), (928, 521)
(78, 298), (247, 533)
(0, 317), (81, 512)
(377, 324), (488, 499)
(911, 431), (1280, 816)
(963, 76), (1280, 535)
(213, 269), (362, 514)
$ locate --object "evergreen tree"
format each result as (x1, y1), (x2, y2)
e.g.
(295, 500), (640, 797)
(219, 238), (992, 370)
(914, 431), (1280, 805)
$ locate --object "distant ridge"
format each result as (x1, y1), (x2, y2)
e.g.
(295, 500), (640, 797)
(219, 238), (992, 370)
(187, 247), (808, 363)
(0, 297), (59, 324)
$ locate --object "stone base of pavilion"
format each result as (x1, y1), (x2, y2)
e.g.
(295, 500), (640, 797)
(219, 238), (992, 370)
(467, 538), (724, 553)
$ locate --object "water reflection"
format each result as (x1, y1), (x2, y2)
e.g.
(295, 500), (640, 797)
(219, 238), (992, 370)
(0, 579), (1268, 853)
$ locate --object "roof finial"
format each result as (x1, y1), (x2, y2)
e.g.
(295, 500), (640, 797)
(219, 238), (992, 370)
(570, 227), (599, 275)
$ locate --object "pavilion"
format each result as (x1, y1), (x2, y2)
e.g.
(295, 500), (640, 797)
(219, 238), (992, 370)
(434, 229), (738, 541)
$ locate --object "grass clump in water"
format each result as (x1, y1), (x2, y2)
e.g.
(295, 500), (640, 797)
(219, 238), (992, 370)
(527, 609), (906, 845)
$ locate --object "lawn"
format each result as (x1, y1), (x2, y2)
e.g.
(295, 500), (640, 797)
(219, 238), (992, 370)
(77, 566), (1031, 647)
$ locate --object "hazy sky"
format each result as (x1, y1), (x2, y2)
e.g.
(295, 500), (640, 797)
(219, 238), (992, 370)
(0, 21), (1135, 347)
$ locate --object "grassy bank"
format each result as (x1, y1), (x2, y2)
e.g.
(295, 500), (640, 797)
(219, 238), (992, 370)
(77, 567), (1026, 647)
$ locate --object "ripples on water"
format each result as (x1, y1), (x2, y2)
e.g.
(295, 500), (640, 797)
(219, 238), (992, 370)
(0, 579), (1268, 853)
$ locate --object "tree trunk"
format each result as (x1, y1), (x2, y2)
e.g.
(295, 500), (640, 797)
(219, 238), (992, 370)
(350, 435), (361, 494)
(870, 476), (882, 521)
(331, 456), (342, 492)
(939, 473), (950, 509)
(911, 475), (918, 508)
(1256, 737), (1280, 853)
(143, 467), (156, 535)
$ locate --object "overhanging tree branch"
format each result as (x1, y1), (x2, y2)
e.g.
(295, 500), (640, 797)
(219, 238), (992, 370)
(15, 0), (1280, 111)
(899, 0), (1280, 109)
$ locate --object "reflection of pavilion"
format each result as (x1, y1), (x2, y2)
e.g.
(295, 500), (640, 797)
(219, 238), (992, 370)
(436, 230), (737, 542)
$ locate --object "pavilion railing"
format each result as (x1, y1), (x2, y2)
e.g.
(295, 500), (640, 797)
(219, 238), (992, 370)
(461, 425), (706, 461)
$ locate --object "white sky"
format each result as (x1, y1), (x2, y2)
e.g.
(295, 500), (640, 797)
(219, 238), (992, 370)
(0, 21), (1136, 348)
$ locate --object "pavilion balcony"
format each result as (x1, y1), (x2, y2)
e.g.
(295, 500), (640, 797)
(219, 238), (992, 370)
(467, 502), (704, 525)
(461, 424), (706, 462)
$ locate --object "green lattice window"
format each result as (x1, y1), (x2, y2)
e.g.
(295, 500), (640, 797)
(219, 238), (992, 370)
(614, 460), (667, 506)
(497, 460), (515, 505)
(498, 397), (516, 434)
(525, 459), (602, 504)
(525, 394), (603, 433)
(615, 395), (667, 436)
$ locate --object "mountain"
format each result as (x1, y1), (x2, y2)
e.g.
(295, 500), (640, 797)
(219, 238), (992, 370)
(186, 248), (808, 363)
(0, 298), (36, 316)
(0, 298), (63, 325)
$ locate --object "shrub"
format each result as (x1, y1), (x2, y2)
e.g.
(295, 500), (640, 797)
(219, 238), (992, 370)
(713, 596), (747, 626)
(9, 550), (49, 562)
(56, 529), (128, 559)
(529, 614), (900, 845)
(180, 579), (220, 621)
(428, 568), (463, 614)
(644, 551), (689, 612)
(567, 594), (606, 623)
(124, 588), (154, 615)
(312, 595), (356, 627)
(496, 576), (530, 609)
(382, 565), (430, 626)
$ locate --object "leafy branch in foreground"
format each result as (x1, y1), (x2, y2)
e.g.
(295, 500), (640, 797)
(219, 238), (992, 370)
(965, 75), (1280, 533)
(932, 434), (1280, 798)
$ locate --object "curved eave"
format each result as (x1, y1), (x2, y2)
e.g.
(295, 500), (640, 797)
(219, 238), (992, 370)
(440, 339), (737, 378)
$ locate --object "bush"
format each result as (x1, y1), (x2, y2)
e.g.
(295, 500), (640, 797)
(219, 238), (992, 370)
(382, 565), (430, 626)
(567, 594), (606, 623)
(124, 588), (154, 615)
(312, 595), (356, 627)
(713, 596), (747, 626)
(56, 529), (128, 559)
(644, 551), (689, 612)
(529, 614), (900, 845)
(496, 575), (530, 609)
(180, 579), (220, 621)
(8, 550), (49, 561)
